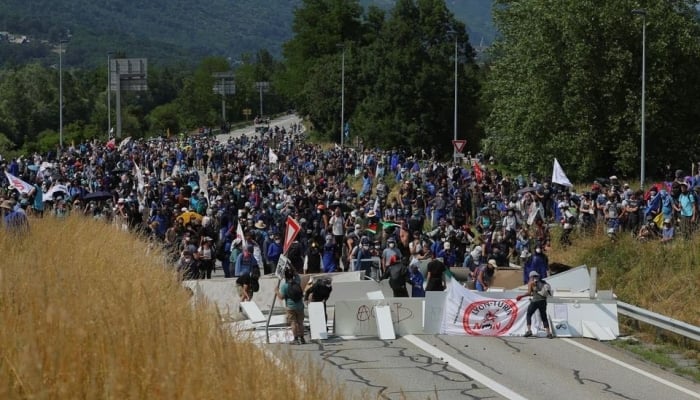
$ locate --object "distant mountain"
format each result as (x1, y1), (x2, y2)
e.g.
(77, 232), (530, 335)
(0, 0), (494, 67)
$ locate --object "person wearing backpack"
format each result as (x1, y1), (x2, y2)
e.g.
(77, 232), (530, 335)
(275, 267), (306, 345)
(304, 277), (333, 321)
(380, 255), (410, 297)
(516, 271), (553, 339)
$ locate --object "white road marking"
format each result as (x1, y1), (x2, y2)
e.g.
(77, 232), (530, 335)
(404, 335), (528, 400)
(562, 338), (700, 399)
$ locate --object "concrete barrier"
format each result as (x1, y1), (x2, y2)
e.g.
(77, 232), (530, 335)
(334, 298), (425, 336)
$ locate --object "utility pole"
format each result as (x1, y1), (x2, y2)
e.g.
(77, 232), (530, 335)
(59, 39), (67, 148)
(632, 9), (647, 190)
(107, 51), (113, 137)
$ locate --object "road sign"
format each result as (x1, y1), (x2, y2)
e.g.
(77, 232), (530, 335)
(275, 255), (290, 280)
(110, 58), (148, 91)
(283, 216), (301, 254)
(452, 140), (466, 153)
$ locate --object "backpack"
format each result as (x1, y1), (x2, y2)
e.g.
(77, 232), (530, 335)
(215, 240), (226, 261)
(536, 279), (552, 297)
(250, 278), (260, 293)
(311, 282), (332, 302)
(287, 280), (303, 302)
(250, 265), (261, 280)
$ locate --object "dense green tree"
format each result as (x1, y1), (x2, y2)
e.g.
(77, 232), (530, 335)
(175, 57), (230, 129)
(0, 64), (56, 146)
(484, 0), (700, 181)
(279, 0), (364, 127)
(351, 0), (480, 152)
(280, 0), (480, 151)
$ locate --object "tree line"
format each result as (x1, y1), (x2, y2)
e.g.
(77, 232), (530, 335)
(1, 0), (700, 182)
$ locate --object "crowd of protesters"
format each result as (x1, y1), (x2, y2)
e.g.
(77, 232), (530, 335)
(1, 117), (698, 297)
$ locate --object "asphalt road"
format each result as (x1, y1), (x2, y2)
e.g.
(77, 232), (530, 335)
(215, 114), (302, 142)
(206, 115), (700, 399)
(283, 334), (700, 400)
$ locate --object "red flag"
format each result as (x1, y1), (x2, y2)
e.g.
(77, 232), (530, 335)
(473, 162), (484, 183)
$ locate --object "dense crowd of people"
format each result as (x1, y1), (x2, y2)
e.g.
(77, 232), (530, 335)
(1, 117), (698, 300)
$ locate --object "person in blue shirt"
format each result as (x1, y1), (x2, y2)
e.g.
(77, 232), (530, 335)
(322, 235), (338, 273)
(235, 244), (258, 277)
(674, 182), (696, 240)
(660, 190), (673, 221)
(2, 200), (29, 234)
(409, 262), (425, 297)
(29, 179), (44, 217)
(437, 241), (456, 268)
(523, 247), (548, 284)
(266, 233), (283, 271)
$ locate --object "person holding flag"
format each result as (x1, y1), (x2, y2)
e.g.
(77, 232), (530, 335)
(29, 177), (44, 217)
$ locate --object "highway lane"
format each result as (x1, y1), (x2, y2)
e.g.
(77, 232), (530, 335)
(215, 114), (302, 142)
(285, 334), (700, 400)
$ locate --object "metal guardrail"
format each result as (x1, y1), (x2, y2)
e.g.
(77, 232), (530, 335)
(617, 301), (700, 342)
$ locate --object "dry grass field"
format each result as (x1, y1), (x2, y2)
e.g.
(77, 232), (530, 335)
(0, 216), (346, 399)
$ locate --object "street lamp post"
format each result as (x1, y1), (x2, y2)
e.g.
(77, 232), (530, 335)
(107, 52), (113, 137)
(255, 81), (269, 118)
(632, 9), (646, 190)
(59, 39), (67, 149)
(337, 43), (346, 147)
(453, 36), (458, 164)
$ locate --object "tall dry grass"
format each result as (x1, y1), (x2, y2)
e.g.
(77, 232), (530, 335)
(548, 228), (700, 325)
(0, 216), (346, 399)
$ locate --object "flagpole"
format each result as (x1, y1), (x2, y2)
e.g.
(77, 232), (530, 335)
(265, 216), (301, 344)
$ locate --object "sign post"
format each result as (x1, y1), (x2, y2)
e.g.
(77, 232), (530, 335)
(452, 139), (466, 154)
(266, 216), (302, 343)
(283, 216), (301, 254)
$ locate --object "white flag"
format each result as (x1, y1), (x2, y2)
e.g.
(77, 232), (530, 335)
(552, 158), (573, 187)
(268, 148), (278, 163)
(5, 172), (33, 194)
(236, 222), (247, 248)
(134, 162), (145, 195)
(43, 184), (69, 202)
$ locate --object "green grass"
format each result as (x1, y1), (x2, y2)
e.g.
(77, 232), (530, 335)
(549, 228), (700, 326)
(611, 339), (700, 382)
(611, 341), (677, 368)
(675, 367), (700, 382)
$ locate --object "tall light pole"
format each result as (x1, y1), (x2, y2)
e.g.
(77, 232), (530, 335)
(453, 35), (458, 164)
(255, 81), (269, 118)
(337, 43), (346, 147)
(632, 9), (646, 190)
(58, 39), (67, 149)
(107, 51), (113, 137)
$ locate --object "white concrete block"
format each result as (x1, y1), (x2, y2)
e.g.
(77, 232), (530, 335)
(375, 305), (396, 340)
(240, 301), (265, 323)
(308, 302), (328, 340)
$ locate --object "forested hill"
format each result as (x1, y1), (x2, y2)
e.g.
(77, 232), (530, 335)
(0, 0), (494, 68)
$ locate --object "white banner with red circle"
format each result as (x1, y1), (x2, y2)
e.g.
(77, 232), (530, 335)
(440, 279), (532, 336)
